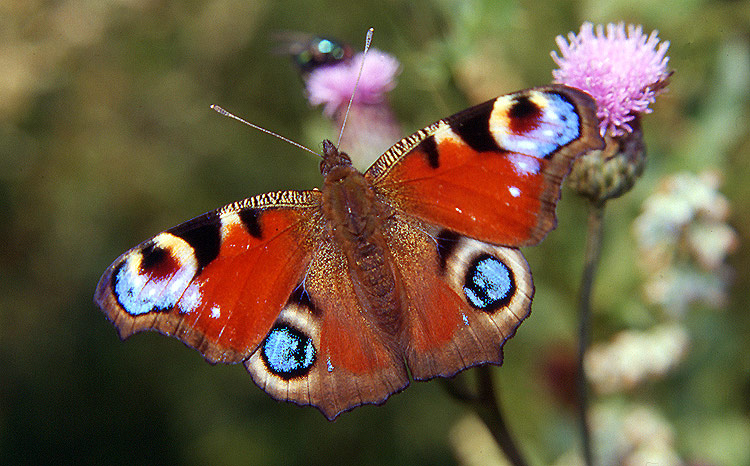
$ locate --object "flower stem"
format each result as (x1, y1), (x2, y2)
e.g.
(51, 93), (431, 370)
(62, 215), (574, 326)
(577, 201), (605, 466)
(441, 365), (528, 466)
(444, 368), (529, 466)
(473, 366), (529, 466)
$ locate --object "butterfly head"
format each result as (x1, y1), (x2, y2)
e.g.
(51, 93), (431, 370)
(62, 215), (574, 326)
(320, 139), (355, 178)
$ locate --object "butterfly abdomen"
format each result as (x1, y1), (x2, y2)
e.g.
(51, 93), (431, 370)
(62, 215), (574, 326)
(321, 150), (404, 338)
(349, 238), (403, 336)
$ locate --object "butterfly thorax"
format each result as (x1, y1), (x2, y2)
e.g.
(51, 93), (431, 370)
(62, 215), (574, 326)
(320, 141), (404, 338)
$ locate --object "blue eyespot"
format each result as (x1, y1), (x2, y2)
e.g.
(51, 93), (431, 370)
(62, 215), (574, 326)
(112, 247), (195, 316)
(262, 325), (316, 379)
(463, 254), (514, 312)
(498, 93), (580, 160)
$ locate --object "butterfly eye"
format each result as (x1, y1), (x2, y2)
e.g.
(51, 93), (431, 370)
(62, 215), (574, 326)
(261, 325), (317, 379)
(463, 253), (515, 312)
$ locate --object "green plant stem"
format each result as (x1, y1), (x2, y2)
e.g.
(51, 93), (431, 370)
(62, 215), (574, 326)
(577, 202), (605, 466)
(443, 369), (528, 466)
(474, 366), (529, 466)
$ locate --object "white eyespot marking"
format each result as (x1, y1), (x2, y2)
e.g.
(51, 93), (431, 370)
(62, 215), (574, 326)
(178, 281), (203, 313)
(113, 233), (199, 316)
(327, 356), (334, 372)
(115, 270), (173, 316)
(514, 140), (538, 153)
(507, 154), (540, 176)
(509, 186), (521, 198)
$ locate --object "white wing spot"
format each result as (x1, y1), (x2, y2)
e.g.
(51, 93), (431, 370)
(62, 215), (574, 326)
(516, 140), (537, 152)
(507, 154), (540, 175)
(509, 186), (521, 198)
(179, 281), (203, 313)
(210, 305), (221, 319)
(327, 357), (334, 372)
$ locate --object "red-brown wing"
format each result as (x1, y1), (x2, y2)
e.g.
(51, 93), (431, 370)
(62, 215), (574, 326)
(94, 190), (322, 364)
(244, 233), (409, 420)
(382, 215), (533, 379)
(365, 85), (603, 247)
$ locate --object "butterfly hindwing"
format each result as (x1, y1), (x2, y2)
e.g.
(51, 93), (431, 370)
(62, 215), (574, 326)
(95, 191), (322, 364)
(245, 232), (409, 420)
(381, 215), (533, 380)
(366, 85), (604, 247)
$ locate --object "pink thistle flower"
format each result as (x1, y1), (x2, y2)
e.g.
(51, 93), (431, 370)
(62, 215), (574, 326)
(552, 22), (670, 137)
(305, 49), (400, 117)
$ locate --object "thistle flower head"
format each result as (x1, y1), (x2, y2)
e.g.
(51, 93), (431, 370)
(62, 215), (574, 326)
(552, 22), (670, 137)
(305, 49), (400, 116)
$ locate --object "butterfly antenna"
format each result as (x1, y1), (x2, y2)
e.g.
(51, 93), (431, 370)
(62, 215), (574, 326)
(210, 104), (320, 157)
(336, 27), (374, 148)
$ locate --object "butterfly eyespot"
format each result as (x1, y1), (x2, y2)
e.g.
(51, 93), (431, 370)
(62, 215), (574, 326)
(463, 253), (515, 312)
(508, 96), (541, 126)
(488, 91), (583, 160)
(261, 325), (317, 379)
(112, 237), (199, 316)
(139, 242), (171, 271)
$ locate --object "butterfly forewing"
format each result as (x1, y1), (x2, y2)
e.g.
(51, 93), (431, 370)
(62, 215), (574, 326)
(366, 86), (603, 247)
(95, 190), (322, 364)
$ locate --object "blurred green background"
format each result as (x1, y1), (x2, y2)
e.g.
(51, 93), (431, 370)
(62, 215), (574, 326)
(1, 0), (748, 465)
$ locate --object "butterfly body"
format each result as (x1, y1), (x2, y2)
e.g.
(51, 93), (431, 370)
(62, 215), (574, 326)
(96, 86), (604, 419)
(320, 140), (405, 339)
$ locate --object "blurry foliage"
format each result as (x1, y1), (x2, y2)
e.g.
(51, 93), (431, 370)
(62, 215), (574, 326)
(0, 0), (748, 465)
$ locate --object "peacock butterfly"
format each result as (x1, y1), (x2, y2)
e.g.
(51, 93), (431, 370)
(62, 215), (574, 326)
(95, 85), (604, 419)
